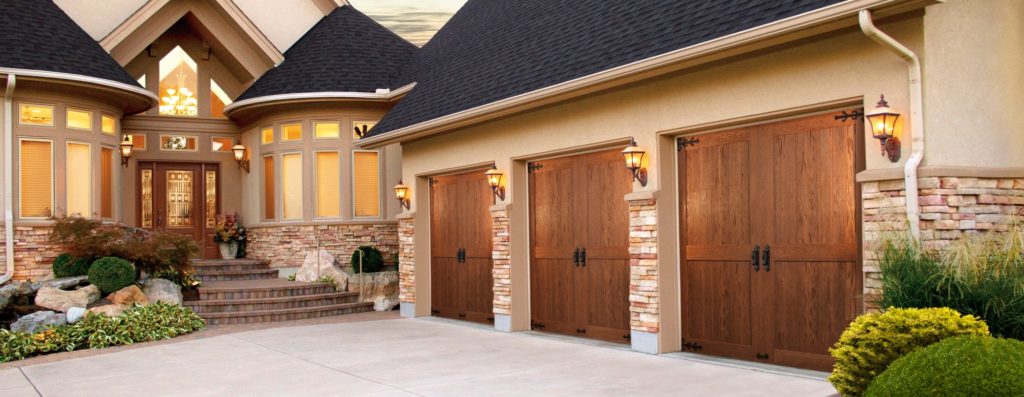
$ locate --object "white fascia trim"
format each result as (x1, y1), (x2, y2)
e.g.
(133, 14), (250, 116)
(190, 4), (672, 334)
(358, 0), (914, 147)
(0, 67), (158, 106)
(224, 82), (417, 114)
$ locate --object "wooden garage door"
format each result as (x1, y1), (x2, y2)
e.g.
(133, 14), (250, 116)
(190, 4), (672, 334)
(529, 149), (632, 344)
(678, 111), (862, 371)
(430, 169), (494, 324)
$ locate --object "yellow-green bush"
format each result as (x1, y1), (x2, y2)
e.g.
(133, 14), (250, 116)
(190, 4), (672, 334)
(865, 335), (1024, 396)
(828, 307), (990, 396)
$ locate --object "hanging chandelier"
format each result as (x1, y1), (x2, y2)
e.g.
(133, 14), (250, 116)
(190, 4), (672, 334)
(159, 66), (198, 117)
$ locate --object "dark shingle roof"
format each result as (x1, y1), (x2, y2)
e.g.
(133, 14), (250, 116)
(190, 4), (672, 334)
(370, 0), (844, 136)
(0, 0), (139, 87)
(237, 6), (418, 102)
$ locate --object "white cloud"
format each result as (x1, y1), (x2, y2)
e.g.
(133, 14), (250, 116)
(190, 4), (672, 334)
(348, 0), (467, 46)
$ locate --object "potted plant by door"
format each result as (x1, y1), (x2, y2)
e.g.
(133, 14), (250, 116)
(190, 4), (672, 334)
(213, 213), (241, 259)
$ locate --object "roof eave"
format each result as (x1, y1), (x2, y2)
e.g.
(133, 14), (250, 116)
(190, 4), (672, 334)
(223, 82), (417, 117)
(357, 0), (933, 149)
(0, 67), (157, 114)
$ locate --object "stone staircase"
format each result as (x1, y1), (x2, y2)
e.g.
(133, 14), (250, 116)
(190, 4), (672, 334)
(185, 259), (374, 325)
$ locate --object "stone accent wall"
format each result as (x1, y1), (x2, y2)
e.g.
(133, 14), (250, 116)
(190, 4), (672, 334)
(0, 226), (60, 281)
(247, 223), (398, 269)
(491, 207), (511, 316)
(398, 217), (416, 304)
(628, 198), (659, 334)
(862, 176), (1024, 306)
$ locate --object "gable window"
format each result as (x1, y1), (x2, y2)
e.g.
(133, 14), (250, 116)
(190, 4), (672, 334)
(19, 139), (53, 218)
(353, 121), (377, 140)
(282, 123), (302, 142)
(261, 126), (274, 145)
(210, 79), (233, 118)
(19, 104), (54, 126)
(314, 122), (340, 139)
(66, 108), (93, 131)
(101, 147), (114, 218)
(66, 142), (92, 218)
(352, 150), (381, 218)
(315, 151), (341, 218)
(158, 46), (198, 117)
(281, 153), (303, 220)
(101, 114), (116, 135)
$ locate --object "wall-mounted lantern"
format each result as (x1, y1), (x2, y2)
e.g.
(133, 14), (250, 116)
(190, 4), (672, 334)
(394, 181), (410, 210)
(484, 165), (505, 203)
(232, 144), (250, 173)
(866, 94), (901, 162)
(119, 134), (133, 167)
(622, 138), (648, 186)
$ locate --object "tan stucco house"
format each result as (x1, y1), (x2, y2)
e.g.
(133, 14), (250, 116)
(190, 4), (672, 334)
(1, 0), (1022, 371)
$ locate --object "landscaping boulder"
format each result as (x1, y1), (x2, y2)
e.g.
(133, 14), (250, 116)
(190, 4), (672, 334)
(35, 285), (101, 312)
(11, 310), (66, 333)
(108, 285), (148, 306)
(66, 307), (87, 324)
(295, 249), (349, 291)
(0, 283), (16, 311)
(42, 275), (89, 290)
(350, 270), (399, 311)
(89, 304), (130, 317)
(143, 278), (183, 305)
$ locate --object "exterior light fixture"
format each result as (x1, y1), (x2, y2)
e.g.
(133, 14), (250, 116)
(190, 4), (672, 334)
(232, 144), (250, 173)
(866, 94), (901, 162)
(622, 138), (648, 186)
(119, 134), (133, 167)
(484, 165), (505, 203)
(394, 181), (410, 210)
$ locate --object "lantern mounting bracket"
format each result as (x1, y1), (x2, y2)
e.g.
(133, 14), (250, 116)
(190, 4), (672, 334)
(834, 109), (864, 122)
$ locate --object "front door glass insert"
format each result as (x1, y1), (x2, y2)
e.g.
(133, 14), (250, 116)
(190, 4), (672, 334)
(166, 170), (193, 227)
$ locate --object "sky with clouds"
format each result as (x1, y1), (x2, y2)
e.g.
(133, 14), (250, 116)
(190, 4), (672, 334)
(348, 0), (467, 46)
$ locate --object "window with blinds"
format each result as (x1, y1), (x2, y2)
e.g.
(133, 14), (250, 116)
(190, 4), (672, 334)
(101, 147), (113, 218)
(282, 153), (303, 220)
(315, 151), (340, 218)
(19, 140), (53, 218)
(66, 142), (92, 218)
(262, 156), (275, 220)
(352, 151), (380, 218)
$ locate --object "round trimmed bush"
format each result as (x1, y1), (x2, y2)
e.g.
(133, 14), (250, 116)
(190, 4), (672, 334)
(828, 307), (989, 397)
(87, 257), (137, 294)
(865, 335), (1024, 396)
(52, 253), (92, 278)
(351, 246), (384, 273)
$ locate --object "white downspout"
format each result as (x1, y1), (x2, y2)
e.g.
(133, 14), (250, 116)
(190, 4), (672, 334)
(1, 74), (15, 285)
(859, 10), (924, 240)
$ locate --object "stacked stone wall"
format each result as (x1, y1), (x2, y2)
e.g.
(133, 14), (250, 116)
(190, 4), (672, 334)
(248, 223), (398, 269)
(628, 199), (659, 334)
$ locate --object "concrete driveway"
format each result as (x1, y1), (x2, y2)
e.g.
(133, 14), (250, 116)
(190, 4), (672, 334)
(1, 316), (836, 396)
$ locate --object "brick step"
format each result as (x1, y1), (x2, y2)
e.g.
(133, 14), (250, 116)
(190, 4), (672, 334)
(194, 269), (279, 282)
(190, 259), (270, 273)
(200, 302), (375, 325)
(197, 280), (337, 300)
(185, 292), (360, 313)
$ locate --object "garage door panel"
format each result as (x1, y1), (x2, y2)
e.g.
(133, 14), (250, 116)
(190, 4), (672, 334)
(431, 257), (460, 319)
(460, 257), (495, 323)
(530, 258), (576, 332)
(459, 172), (494, 259)
(430, 175), (460, 255)
(577, 258), (630, 343)
(578, 151), (631, 254)
(682, 260), (753, 346)
(684, 137), (751, 247)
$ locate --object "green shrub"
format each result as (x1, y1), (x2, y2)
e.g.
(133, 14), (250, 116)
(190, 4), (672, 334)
(51, 253), (92, 278)
(88, 257), (137, 294)
(0, 302), (206, 363)
(49, 215), (198, 279)
(828, 307), (989, 396)
(351, 246), (384, 273)
(879, 227), (1024, 339)
(865, 335), (1024, 396)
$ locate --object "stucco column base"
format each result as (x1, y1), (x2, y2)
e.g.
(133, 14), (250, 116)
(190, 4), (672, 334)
(400, 302), (416, 318)
(493, 314), (512, 332)
(631, 330), (659, 354)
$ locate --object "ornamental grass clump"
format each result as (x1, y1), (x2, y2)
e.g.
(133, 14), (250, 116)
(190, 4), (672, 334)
(828, 307), (989, 397)
(878, 226), (1024, 339)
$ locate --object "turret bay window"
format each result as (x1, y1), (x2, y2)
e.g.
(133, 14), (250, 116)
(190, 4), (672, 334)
(262, 155), (275, 220)
(316, 151), (341, 218)
(19, 139), (53, 219)
(101, 147), (114, 218)
(19, 104), (53, 126)
(66, 108), (92, 131)
(353, 150), (381, 218)
(101, 114), (116, 135)
(66, 142), (92, 218)
(281, 152), (303, 220)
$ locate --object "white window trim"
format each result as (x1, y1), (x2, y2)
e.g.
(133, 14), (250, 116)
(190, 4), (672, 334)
(210, 136), (236, 154)
(18, 103), (55, 127)
(312, 120), (342, 140)
(66, 107), (94, 132)
(351, 149), (383, 220)
(100, 113), (117, 135)
(313, 149), (342, 220)
(18, 137), (54, 219)
(65, 140), (94, 218)
(158, 134), (200, 152)
(279, 150), (304, 221)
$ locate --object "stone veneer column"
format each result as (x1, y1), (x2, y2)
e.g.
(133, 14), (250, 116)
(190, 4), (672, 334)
(628, 198), (659, 353)
(398, 215), (417, 318)
(490, 205), (512, 331)
(862, 176), (1024, 309)
(8, 226), (59, 281)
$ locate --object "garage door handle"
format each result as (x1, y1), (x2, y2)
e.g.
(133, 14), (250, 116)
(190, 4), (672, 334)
(751, 245), (760, 272)
(573, 248), (580, 266)
(762, 245), (771, 272)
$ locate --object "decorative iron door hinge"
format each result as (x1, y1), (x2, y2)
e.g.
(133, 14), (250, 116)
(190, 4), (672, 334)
(430, 308), (440, 315)
(756, 353), (770, 360)
(428, 177), (438, 187)
(623, 334), (632, 342)
(487, 316), (495, 323)
(834, 109), (864, 122)
(527, 163), (543, 174)
(677, 137), (700, 151)
(681, 338), (704, 351)
(530, 321), (546, 330)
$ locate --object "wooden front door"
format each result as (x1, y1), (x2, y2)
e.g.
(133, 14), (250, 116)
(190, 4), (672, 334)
(678, 111), (862, 371)
(429, 169), (494, 324)
(139, 162), (220, 259)
(529, 149), (632, 344)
